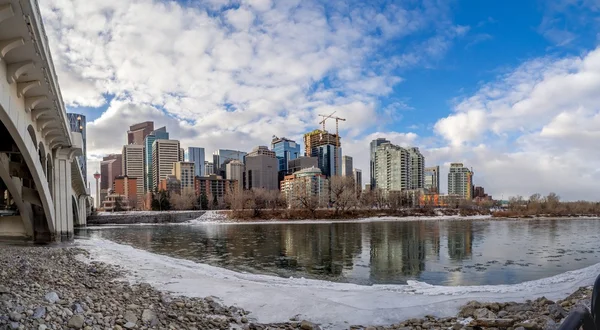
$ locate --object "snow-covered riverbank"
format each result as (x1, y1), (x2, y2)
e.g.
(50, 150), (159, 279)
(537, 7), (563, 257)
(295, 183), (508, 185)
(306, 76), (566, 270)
(184, 210), (492, 225)
(77, 237), (600, 329)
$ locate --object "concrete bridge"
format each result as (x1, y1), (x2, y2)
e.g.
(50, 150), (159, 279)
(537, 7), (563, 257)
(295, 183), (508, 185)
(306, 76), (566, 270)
(0, 0), (90, 242)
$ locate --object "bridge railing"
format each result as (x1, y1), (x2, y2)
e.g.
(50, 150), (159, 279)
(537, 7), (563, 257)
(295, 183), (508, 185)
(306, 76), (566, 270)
(558, 274), (600, 330)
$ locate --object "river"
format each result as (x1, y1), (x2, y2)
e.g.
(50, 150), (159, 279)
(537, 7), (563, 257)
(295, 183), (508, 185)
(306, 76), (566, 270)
(76, 217), (600, 286)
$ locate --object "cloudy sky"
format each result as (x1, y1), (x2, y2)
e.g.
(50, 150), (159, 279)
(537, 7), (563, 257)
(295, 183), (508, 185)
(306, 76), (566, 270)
(40, 0), (600, 201)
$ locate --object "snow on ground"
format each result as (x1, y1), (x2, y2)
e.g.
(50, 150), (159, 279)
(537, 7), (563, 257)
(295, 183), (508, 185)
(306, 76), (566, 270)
(78, 237), (600, 329)
(185, 210), (491, 225)
(96, 210), (201, 216)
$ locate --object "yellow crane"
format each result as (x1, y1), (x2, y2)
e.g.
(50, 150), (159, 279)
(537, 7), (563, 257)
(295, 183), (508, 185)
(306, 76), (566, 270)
(318, 112), (346, 176)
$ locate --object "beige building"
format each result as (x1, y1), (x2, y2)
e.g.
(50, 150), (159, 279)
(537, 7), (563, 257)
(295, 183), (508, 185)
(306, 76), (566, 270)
(152, 139), (181, 191)
(225, 160), (244, 190)
(172, 162), (195, 194)
(281, 167), (330, 207)
(122, 144), (145, 206)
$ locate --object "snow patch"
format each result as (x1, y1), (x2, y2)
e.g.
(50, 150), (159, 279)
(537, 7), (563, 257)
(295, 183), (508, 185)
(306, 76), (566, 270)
(77, 237), (600, 329)
(184, 211), (491, 226)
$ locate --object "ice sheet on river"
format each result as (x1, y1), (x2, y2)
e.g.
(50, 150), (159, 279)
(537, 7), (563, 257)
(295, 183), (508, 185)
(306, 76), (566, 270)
(78, 238), (600, 329)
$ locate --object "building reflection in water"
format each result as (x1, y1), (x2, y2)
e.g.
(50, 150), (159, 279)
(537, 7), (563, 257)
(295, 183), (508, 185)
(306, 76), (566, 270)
(447, 221), (473, 261)
(77, 219), (474, 285)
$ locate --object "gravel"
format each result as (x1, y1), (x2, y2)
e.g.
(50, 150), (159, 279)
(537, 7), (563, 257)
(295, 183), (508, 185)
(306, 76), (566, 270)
(0, 244), (594, 330)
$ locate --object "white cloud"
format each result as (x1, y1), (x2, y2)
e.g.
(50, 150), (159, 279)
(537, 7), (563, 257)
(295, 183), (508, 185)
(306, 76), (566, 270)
(432, 46), (600, 200)
(40, 0), (464, 188)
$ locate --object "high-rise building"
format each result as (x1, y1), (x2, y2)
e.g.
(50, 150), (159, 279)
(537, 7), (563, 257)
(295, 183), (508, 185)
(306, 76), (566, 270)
(374, 142), (410, 192)
(100, 154), (122, 203)
(281, 167), (329, 208)
(313, 144), (341, 177)
(128, 121), (154, 145)
(180, 148), (185, 162)
(152, 139), (181, 191)
(204, 161), (214, 175)
(408, 147), (424, 190)
(271, 136), (300, 172)
(370, 138), (390, 188)
(304, 129), (341, 177)
(213, 149), (246, 178)
(144, 127), (169, 193)
(353, 169), (362, 195)
(225, 160), (244, 190)
(448, 163), (474, 199)
(122, 144), (145, 206)
(288, 157), (318, 174)
(67, 113), (87, 180)
(244, 147), (279, 190)
(172, 161), (195, 194)
(188, 147), (205, 177)
(425, 166), (440, 193)
(341, 155), (353, 177)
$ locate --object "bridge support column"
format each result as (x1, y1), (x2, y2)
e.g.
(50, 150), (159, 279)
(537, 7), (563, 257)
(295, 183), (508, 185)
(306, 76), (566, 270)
(77, 195), (87, 226)
(52, 150), (73, 240)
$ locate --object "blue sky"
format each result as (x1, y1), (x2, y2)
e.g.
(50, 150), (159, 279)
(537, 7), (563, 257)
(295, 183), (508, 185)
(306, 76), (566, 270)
(41, 0), (600, 200)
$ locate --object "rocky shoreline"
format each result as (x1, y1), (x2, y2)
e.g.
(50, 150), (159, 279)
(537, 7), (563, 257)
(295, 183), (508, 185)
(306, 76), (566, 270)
(0, 243), (594, 330)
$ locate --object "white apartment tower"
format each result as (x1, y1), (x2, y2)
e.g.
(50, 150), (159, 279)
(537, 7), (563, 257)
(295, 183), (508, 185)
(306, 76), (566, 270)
(152, 139), (181, 191)
(448, 163), (474, 199)
(374, 143), (411, 192)
(408, 147), (424, 190)
(122, 144), (145, 206)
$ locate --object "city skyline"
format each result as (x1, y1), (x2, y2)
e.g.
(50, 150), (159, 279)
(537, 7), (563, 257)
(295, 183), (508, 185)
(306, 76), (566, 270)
(44, 1), (600, 201)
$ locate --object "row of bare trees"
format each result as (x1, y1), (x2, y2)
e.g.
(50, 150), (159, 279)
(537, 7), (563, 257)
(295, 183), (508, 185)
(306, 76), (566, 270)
(503, 192), (600, 216)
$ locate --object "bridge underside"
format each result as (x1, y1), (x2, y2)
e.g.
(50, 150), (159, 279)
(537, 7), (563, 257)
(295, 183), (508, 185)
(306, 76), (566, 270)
(0, 0), (90, 242)
(0, 119), (51, 241)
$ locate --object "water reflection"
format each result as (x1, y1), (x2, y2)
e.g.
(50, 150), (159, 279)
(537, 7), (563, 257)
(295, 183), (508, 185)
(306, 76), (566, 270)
(76, 219), (600, 286)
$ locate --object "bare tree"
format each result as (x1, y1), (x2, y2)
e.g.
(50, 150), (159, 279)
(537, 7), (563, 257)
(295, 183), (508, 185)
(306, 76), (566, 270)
(171, 192), (196, 210)
(373, 188), (386, 210)
(359, 189), (375, 209)
(330, 176), (357, 215)
(225, 188), (247, 212)
(264, 190), (285, 211)
(290, 181), (320, 218)
(246, 189), (267, 217)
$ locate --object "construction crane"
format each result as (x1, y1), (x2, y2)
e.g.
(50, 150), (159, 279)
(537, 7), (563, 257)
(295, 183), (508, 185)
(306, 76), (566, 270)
(318, 112), (346, 176)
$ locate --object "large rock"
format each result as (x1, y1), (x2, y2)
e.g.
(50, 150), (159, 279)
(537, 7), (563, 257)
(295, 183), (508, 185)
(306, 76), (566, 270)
(474, 308), (497, 319)
(33, 306), (46, 319)
(300, 320), (321, 330)
(8, 312), (21, 322)
(44, 292), (59, 304)
(124, 310), (138, 324)
(548, 304), (567, 320)
(123, 322), (136, 329)
(67, 315), (85, 329)
(141, 309), (157, 323)
(506, 304), (534, 312)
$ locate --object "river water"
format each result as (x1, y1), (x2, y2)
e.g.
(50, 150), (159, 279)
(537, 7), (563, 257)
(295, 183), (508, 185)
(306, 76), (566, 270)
(76, 218), (600, 286)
